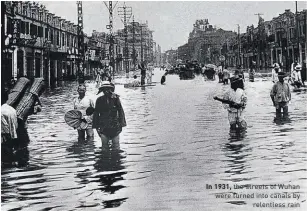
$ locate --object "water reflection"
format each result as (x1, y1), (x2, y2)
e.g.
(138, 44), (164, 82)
(93, 143), (127, 208)
(224, 131), (250, 178)
(1, 146), (30, 168)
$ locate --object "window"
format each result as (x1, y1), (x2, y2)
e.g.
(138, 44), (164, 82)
(67, 34), (70, 47)
(50, 29), (54, 44)
(300, 24), (304, 36)
(20, 21), (25, 34)
(62, 33), (65, 47)
(25, 22), (29, 34)
(23, 5), (27, 16)
(30, 23), (37, 36)
(289, 28), (294, 39)
(38, 26), (43, 37)
(56, 31), (60, 45)
(7, 17), (12, 34)
(45, 28), (48, 39)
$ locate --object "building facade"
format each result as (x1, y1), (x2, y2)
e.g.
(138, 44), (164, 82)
(177, 19), (237, 65)
(2, 1), (81, 86)
(222, 9), (307, 71)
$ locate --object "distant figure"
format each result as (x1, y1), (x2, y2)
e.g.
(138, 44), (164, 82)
(291, 60), (298, 74)
(218, 69), (223, 83)
(222, 67), (230, 84)
(272, 63), (281, 83)
(270, 72), (291, 121)
(302, 61), (306, 85)
(161, 74), (166, 85)
(291, 65), (302, 88)
(249, 61), (256, 82)
(139, 63), (147, 85)
(131, 75), (141, 87)
(146, 67), (153, 84)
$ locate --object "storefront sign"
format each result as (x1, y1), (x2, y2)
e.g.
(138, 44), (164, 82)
(12, 19), (20, 45)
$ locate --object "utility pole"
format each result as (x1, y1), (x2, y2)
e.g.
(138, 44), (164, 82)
(77, 1), (84, 83)
(1, 2), (6, 84)
(132, 15), (136, 70)
(139, 23), (148, 63)
(237, 24), (241, 67)
(140, 25), (143, 63)
(295, 1), (300, 63)
(104, 1), (118, 79)
(255, 13), (263, 69)
(118, 2), (132, 77)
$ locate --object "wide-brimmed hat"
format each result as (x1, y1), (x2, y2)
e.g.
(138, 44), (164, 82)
(295, 64), (302, 70)
(277, 72), (287, 77)
(99, 81), (114, 90)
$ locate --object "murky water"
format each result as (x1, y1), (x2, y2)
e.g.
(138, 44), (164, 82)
(2, 69), (307, 211)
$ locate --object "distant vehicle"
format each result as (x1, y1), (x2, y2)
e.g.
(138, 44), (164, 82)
(179, 63), (195, 80)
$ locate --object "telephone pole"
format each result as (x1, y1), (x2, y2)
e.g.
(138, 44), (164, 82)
(140, 25), (143, 63)
(132, 15), (136, 70)
(237, 24), (241, 67)
(139, 23), (148, 63)
(77, 1), (84, 83)
(295, 1), (300, 62)
(255, 13), (263, 69)
(118, 2), (132, 77)
(104, 1), (118, 79)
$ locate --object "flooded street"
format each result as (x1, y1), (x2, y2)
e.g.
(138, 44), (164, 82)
(2, 69), (307, 211)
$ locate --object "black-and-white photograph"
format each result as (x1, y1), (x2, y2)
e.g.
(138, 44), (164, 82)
(1, 1), (307, 210)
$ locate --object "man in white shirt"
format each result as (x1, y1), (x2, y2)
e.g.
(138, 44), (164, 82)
(291, 65), (302, 88)
(1, 91), (18, 143)
(73, 84), (95, 141)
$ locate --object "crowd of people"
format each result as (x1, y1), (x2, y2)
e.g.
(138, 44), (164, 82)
(212, 61), (305, 131)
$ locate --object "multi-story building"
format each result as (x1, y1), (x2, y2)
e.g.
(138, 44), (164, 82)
(115, 21), (155, 71)
(177, 19), (237, 65)
(2, 1), (81, 86)
(222, 9), (307, 71)
(164, 49), (178, 66)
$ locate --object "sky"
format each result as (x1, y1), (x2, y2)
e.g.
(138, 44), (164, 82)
(42, 1), (307, 52)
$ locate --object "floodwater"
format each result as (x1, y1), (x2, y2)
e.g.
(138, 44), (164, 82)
(2, 69), (307, 211)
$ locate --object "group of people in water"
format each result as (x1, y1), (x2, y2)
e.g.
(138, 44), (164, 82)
(73, 81), (126, 146)
(213, 61), (305, 131)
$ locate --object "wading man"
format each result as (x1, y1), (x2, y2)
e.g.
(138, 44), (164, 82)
(214, 77), (247, 130)
(73, 84), (95, 141)
(93, 81), (126, 146)
(270, 72), (291, 121)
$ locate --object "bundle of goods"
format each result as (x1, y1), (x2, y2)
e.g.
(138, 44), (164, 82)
(15, 78), (45, 121)
(7, 77), (31, 107)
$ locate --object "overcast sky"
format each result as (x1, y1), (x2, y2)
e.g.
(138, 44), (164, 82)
(42, 1), (306, 52)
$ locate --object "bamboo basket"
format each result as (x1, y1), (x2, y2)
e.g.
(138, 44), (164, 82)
(16, 78), (45, 121)
(7, 77), (31, 108)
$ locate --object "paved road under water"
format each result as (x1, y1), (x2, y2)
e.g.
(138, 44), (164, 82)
(2, 69), (307, 211)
